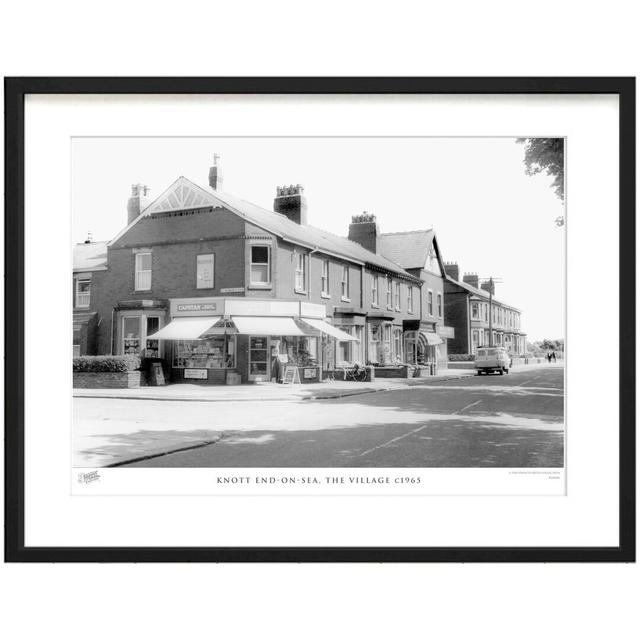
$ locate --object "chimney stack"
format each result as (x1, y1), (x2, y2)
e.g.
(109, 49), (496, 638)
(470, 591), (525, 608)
(208, 154), (223, 191)
(444, 262), (460, 281)
(274, 184), (308, 225)
(481, 279), (496, 295)
(348, 212), (379, 253)
(462, 272), (479, 289)
(127, 184), (150, 225)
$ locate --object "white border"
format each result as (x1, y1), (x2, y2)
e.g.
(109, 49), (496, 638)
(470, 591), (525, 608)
(24, 94), (619, 547)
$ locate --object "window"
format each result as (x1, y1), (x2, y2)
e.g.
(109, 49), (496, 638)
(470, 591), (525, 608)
(250, 245), (270, 284)
(386, 277), (393, 308)
(335, 325), (363, 365)
(145, 316), (160, 357)
(428, 290), (434, 316)
(341, 265), (349, 300)
(134, 252), (152, 291)
(294, 252), (306, 291)
(371, 275), (379, 306)
(196, 254), (214, 289)
(407, 286), (413, 313)
(122, 316), (141, 354)
(173, 335), (236, 369)
(471, 302), (479, 319)
(321, 259), (330, 295)
(393, 328), (403, 362)
(437, 292), (443, 318)
(394, 282), (401, 310)
(75, 278), (91, 308)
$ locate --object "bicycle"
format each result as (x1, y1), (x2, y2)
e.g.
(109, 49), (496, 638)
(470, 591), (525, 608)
(340, 363), (368, 382)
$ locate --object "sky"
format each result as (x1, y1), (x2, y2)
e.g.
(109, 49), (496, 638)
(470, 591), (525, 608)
(71, 137), (565, 342)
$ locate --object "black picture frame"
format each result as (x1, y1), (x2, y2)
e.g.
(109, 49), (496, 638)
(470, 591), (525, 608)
(4, 77), (635, 563)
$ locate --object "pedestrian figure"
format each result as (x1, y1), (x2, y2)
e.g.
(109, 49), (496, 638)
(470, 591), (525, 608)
(547, 352), (552, 363)
(551, 351), (556, 363)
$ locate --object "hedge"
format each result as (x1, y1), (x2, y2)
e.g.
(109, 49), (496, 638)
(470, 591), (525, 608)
(448, 354), (475, 362)
(73, 355), (142, 372)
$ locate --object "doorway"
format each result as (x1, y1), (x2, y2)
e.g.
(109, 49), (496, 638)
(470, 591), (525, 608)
(248, 336), (270, 382)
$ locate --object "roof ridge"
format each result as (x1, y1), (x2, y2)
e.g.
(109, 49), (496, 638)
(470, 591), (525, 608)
(379, 228), (433, 236)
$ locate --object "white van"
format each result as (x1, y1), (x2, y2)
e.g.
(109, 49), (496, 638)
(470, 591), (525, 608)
(475, 347), (510, 375)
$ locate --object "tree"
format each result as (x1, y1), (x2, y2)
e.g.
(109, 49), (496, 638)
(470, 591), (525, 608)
(517, 138), (564, 202)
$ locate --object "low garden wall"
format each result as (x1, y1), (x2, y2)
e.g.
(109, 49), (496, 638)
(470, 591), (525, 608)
(73, 355), (146, 389)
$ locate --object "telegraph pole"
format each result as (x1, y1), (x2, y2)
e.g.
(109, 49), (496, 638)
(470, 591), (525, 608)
(488, 276), (493, 346)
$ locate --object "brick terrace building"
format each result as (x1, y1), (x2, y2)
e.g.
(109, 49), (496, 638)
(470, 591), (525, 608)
(73, 158), (454, 384)
(443, 263), (526, 356)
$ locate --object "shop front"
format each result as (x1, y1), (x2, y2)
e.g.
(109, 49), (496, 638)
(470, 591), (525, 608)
(148, 297), (356, 385)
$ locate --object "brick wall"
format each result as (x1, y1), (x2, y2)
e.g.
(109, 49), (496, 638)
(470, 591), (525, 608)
(443, 288), (470, 353)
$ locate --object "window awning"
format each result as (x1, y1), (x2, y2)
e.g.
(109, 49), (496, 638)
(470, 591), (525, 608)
(231, 316), (305, 336)
(301, 318), (358, 341)
(421, 331), (444, 346)
(147, 316), (221, 340)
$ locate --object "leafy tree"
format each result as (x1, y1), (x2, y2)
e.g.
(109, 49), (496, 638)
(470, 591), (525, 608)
(517, 138), (564, 202)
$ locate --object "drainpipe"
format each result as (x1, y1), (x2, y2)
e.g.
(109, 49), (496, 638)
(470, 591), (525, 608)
(110, 307), (116, 355)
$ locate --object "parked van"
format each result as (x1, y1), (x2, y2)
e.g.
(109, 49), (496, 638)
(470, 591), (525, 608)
(475, 347), (510, 375)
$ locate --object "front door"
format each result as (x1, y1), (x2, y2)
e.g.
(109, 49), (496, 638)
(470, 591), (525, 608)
(248, 336), (270, 382)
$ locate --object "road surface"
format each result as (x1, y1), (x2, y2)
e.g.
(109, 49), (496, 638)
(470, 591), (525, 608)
(74, 366), (564, 468)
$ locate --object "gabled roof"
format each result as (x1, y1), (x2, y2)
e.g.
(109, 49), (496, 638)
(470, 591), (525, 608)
(73, 241), (108, 272)
(110, 177), (419, 281)
(445, 275), (520, 312)
(378, 230), (436, 270)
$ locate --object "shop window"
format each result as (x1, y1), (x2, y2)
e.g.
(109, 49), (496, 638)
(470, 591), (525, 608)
(437, 292), (443, 318)
(122, 316), (141, 354)
(428, 290), (434, 316)
(173, 335), (236, 369)
(277, 336), (319, 368)
(394, 282), (401, 310)
(321, 259), (330, 295)
(196, 253), (214, 289)
(371, 275), (379, 306)
(75, 278), (91, 308)
(294, 252), (306, 291)
(335, 326), (363, 366)
(135, 252), (152, 291)
(407, 286), (413, 313)
(145, 316), (160, 358)
(250, 245), (270, 284)
(341, 265), (349, 300)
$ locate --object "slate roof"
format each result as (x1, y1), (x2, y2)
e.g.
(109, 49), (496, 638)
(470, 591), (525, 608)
(73, 241), (108, 272)
(111, 177), (419, 281)
(445, 275), (520, 312)
(377, 230), (435, 270)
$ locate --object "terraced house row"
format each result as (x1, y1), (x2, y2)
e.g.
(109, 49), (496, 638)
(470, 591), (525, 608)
(72, 156), (525, 385)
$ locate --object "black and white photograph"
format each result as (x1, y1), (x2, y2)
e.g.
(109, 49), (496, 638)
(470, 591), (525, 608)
(71, 136), (565, 476)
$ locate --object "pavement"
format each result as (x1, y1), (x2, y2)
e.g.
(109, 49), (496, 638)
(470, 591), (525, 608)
(73, 362), (558, 403)
(73, 364), (564, 468)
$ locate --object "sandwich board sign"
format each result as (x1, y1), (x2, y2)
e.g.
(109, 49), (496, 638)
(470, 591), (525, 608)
(282, 366), (300, 385)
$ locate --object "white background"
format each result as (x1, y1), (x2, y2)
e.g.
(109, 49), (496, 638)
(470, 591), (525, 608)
(1, 2), (638, 639)
(29, 94), (604, 545)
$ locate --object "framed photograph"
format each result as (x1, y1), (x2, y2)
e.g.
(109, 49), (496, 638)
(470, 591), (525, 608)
(4, 77), (635, 562)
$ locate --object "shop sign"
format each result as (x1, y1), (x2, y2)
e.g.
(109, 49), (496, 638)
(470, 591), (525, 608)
(438, 326), (455, 339)
(303, 367), (317, 379)
(176, 302), (217, 313)
(184, 368), (208, 379)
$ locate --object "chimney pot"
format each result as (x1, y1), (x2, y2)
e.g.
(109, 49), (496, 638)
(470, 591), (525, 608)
(209, 154), (223, 190)
(274, 183), (308, 224)
(127, 183), (150, 225)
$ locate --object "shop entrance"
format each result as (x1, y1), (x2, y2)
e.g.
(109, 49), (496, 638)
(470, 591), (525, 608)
(248, 336), (270, 382)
